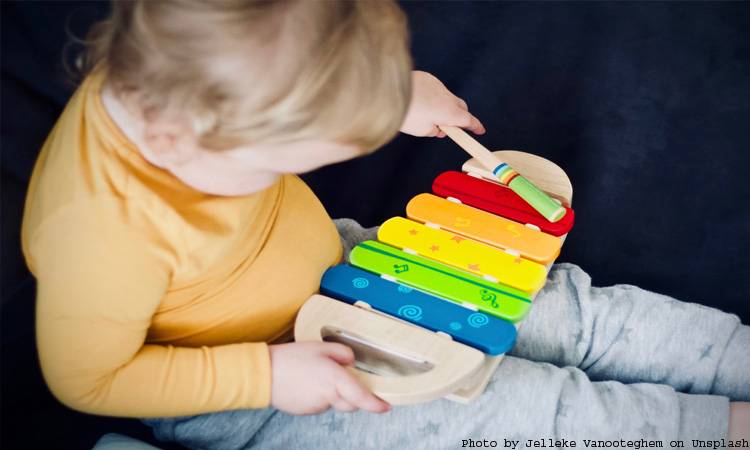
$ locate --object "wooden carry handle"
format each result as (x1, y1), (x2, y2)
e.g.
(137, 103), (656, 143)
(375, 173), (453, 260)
(294, 295), (486, 405)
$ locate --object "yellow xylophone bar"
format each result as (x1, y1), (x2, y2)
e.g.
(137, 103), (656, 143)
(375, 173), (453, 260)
(377, 216), (548, 294)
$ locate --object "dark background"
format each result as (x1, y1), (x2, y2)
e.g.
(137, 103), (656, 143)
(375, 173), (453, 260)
(2, 1), (749, 449)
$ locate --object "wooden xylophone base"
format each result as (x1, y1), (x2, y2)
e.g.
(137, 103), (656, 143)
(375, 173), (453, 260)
(295, 150), (573, 405)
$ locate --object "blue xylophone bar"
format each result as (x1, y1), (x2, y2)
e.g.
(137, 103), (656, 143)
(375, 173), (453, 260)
(320, 264), (517, 356)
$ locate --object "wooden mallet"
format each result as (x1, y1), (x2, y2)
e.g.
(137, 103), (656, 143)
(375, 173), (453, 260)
(438, 126), (567, 223)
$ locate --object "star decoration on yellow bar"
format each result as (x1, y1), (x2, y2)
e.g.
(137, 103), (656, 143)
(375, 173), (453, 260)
(429, 245), (440, 252)
(408, 229), (418, 235)
(468, 263), (480, 271)
(451, 235), (465, 244)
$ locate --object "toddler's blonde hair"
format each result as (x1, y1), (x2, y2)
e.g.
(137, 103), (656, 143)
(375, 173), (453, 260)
(81, 0), (412, 152)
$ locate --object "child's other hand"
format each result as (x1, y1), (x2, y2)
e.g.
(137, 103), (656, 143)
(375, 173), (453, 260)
(400, 70), (486, 138)
(268, 342), (391, 415)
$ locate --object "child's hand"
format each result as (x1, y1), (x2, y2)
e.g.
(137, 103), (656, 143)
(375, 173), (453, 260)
(268, 342), (391, 415)
(400, 70), (486, 138)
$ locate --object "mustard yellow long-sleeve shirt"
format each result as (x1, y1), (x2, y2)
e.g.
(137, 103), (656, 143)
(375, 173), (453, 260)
(20, 70), (343, 418)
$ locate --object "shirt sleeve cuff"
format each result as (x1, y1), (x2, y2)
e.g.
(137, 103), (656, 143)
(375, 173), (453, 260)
(213, 342), (272, 410)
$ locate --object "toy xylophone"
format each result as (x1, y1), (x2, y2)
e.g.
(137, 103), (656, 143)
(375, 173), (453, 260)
(295, 149), (574, 405)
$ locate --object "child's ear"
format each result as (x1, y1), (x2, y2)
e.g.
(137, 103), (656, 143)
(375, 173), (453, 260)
(142, 117), (199, 167)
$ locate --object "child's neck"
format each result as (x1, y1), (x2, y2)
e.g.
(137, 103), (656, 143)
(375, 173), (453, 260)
(99, 82), (281, 195)
(100, 83), (172, 170)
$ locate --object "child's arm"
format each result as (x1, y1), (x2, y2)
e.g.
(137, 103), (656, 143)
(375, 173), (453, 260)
(30, 201), (273, 417)
(510, 263), (750, 401)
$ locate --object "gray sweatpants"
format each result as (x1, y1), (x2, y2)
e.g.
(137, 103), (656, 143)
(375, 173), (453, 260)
(145, 219), (749, 450)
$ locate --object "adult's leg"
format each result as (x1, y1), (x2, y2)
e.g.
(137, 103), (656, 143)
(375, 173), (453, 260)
(511, 263), (749, 400)
(147, 356), (729, 450)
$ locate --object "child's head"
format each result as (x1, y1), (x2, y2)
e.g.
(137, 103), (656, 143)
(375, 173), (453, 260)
(85, 0), (412, 194)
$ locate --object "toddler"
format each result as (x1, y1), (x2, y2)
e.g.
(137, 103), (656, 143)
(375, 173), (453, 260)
(21, 1), (749, 449)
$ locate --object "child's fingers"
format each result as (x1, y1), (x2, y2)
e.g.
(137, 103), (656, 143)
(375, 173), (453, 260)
(446, 108), (486, 135)
(468, 114), (486, 134)
(336, 371), (391, 413)
(331, 398), (358, 413)
(319, 342), (355, 366)
(453, 97), (485, 134)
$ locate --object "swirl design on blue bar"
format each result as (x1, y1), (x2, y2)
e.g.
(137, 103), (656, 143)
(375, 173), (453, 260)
(467, 313), (490, 328)
(398, 305), (423, 321)
(352, 277), (369, 289)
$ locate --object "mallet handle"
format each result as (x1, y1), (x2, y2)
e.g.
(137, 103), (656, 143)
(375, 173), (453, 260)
(439, 125), (500, 170)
